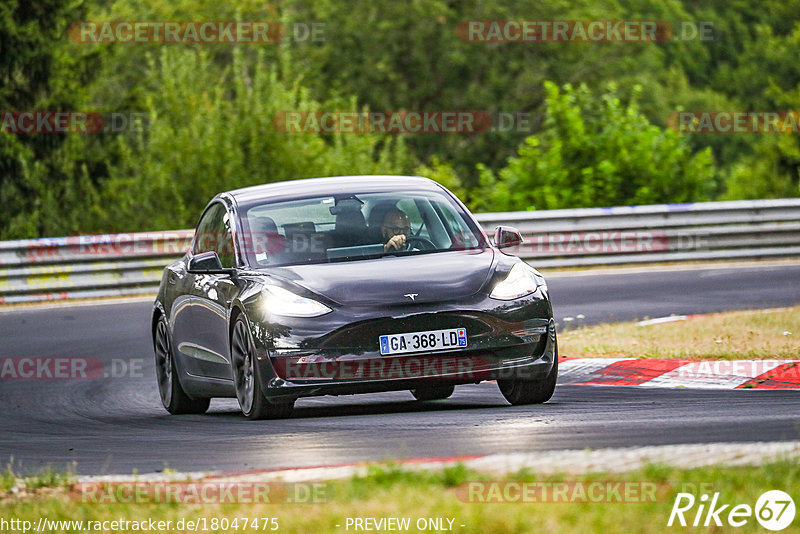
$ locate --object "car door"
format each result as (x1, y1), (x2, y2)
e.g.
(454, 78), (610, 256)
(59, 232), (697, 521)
(169, 204), (219, 379)
(178, 202), (239, 381)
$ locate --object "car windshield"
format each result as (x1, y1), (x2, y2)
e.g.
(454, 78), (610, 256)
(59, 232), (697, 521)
(239, 190), (487, 267)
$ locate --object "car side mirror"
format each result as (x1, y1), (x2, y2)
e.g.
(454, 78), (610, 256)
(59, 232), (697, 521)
(494, 226), (524, 250)
(188, 251), (231, 274)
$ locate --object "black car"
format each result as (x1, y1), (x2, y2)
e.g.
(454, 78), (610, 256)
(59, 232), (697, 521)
(152, 175), (557, 419)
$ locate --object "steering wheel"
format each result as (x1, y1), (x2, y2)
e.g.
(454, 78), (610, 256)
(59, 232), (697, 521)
(405, 235), (436, 250)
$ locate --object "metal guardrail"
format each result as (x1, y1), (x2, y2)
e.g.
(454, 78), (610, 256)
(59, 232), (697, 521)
(1, 199), (799, 304)
(476, 198), (800, 267)
(0, 231), (193, 304)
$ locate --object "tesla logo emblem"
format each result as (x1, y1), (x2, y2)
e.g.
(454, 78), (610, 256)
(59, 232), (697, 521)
(404, 293), (418, 301)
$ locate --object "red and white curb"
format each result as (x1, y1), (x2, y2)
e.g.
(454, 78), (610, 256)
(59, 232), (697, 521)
(559, 358), (800, 389)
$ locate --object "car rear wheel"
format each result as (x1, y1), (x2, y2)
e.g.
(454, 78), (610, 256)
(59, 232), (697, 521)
(154, 316), (210, 415)
(410, 384), (455, 401)
(231, 315), (294, 420)
(497, 341), (558, 405)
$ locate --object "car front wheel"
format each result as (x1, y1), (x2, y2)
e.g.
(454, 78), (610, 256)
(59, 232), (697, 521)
(497, 341), (558, 405)
(231, 315), (294, 420)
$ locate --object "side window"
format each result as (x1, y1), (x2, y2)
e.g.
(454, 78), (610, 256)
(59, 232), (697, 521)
(193, 204), (223, 255)
(192, 203), (236, 268)
(396, 199), (424, 234)
(215, 210), (235, 268)
(436, 201), (480, 249)
(439, 204), (462, 235)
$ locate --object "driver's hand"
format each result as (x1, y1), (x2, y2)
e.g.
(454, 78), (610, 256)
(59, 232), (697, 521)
(384, 234), (406, 252)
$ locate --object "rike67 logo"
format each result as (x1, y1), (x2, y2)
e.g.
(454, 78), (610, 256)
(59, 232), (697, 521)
(668, 490), (796, 530)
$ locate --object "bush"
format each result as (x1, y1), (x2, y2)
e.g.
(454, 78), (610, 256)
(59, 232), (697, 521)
(472, 82), (715, 212)
(93, 47), (415, 232)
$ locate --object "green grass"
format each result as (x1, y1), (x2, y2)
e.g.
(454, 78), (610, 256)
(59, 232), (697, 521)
(2, 460), (799, 533)
(0, 463), (76, 496)
(23, 467), (74, 490)
(560, 305), (800, 360)
(0, 468), (15, 493)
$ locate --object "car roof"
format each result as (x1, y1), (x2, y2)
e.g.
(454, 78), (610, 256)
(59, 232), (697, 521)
(222, 175), (443, 206)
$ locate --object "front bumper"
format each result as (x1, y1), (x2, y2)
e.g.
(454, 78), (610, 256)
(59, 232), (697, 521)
(250, 299), (556, 402)
(247, 292), (557, 402)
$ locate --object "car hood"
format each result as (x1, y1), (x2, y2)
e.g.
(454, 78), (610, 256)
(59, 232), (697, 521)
(266, 248), (496, 306)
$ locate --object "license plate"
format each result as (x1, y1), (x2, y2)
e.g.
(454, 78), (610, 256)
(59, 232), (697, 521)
(379, 328), (467, 355)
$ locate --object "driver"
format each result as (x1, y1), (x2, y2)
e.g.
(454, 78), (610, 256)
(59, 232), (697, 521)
(381, 208), (412, 252)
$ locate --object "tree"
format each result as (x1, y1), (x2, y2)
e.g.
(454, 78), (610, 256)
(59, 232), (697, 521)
(0, 0), (104, 238)
(93, 47), (414, 232)
(472, 82), (714, 212)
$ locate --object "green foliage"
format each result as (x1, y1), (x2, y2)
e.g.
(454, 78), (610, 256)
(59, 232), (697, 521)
(415, 157), (466, 199)
(0, 0), (105, 239)
(722, 130), (800, 200)
(473, 82), (715, 211)
(286, 0), (700, 187)
(86, 47), (414, 233)
(2, 0), (800, 239)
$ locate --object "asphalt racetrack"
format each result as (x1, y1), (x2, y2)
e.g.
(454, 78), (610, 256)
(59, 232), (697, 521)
(1, 262), (798, 475)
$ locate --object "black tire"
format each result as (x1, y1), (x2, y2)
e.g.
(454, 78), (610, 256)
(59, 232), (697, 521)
(153, 315), (210, 415)
(497, 341), (558, 405)
(410, 384), (455, 401)
(231, 315), (294, 420)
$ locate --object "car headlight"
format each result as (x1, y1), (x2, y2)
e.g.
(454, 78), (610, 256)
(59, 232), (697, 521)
(490, 263), (548, 300)
(261, 284), (332, 317)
